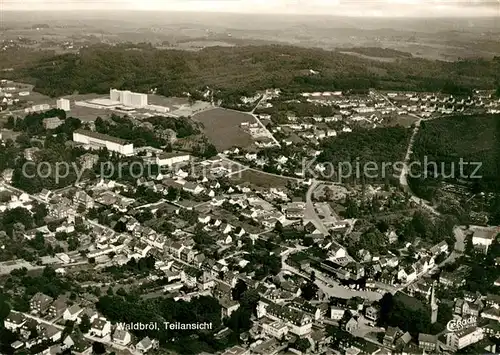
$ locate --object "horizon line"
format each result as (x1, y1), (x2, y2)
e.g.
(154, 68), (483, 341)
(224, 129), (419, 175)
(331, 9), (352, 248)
(2, 9), (499, 18)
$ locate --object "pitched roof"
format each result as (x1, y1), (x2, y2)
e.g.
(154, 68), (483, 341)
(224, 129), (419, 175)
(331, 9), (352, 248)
(91, 317), (109, 331)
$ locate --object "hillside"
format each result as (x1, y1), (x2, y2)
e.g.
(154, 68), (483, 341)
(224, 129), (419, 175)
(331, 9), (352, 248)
(409, 114), (500, 196)
(7, 44), (500, 98)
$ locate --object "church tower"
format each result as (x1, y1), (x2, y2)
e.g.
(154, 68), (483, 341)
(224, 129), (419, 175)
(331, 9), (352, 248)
(430, 282), (438, 324)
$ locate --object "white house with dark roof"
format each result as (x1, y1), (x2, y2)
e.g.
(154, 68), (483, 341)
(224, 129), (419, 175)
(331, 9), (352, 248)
(40, 324), (62, 342)
(90, 317), (111, 337)
(257, 300), (312, 336)
(472, 227), (498, 253)
(4, 311), (26, 331)
(136, 337), (156, 353)
(30, 292), (54, 315)
(113, 328), (132, 346)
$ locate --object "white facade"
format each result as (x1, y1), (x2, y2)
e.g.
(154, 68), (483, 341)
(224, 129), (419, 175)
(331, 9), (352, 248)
(331, 307), (345, 320)
(446, 327), (484, 350)
(56, 98), (71, 111)
(263, 321), (289, 339)
(91, 318), (112, 338)
(110, 88), (148, 108)
(63, 306), (83, 322)
(73, 130), (134, 156)
(113, 329), (132, 346)
(472, 228), (497, 252)
(110, 89), (121, 102)
(156, 154), (190, 167)
(25, 103), (50, 113)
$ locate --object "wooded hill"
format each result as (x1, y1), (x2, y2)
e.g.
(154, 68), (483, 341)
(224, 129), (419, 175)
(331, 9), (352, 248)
(8, 44), (500, 98)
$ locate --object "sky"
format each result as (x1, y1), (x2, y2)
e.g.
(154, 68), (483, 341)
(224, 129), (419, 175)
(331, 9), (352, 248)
(3, 0), (499, 17)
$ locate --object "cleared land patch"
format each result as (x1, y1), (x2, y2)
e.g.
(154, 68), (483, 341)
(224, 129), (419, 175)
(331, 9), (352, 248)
(192, 108), (255, 150)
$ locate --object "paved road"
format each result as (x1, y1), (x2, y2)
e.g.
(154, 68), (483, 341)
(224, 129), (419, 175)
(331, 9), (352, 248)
(216, 95), (281, 148)
(249, 95), (281, 147)
(374, 91), (441, 216)
(0, 182), (46, 204)
(304, 180), (329, 236)
(304, 180), (354, 262)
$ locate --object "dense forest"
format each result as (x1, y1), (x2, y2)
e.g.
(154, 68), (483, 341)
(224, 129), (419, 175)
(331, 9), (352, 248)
(410, 114), (500, 196)
(7, 44), (499, 99)
(317, 126), (412, 183)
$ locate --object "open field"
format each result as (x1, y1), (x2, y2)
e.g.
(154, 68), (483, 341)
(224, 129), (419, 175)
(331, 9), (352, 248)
(230, 169), (293, 188)
(67, 105), (115, 122)
(192, 108), (255, 150)
(385, 114), (420, 128)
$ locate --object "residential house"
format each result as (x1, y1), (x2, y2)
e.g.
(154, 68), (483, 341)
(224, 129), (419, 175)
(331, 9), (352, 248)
(383, 326), (403, 347)
(169, 242), (185, 259)
(257, 300), (312, 336)
(90, 318), (111, 337)
(48, 297), (67, 318)
(30, 293), (54, 315)
(180, 247), (196, 263)
(262, 320), (288, 339)
(73, 191), (94, 209)
(213, 280), (233, 300)
(430, 240), (448, 256)
(330, 306), (346, 321)
(455, 298), (482, 317)
(290, 300), (322, 321)
(482, 307), (500, 322)
(330, 245), (347, 259)
(71, 338), (92, 355)
(446, 326), (484, 350)
(221, 299), (240, 319)
(4, 311), (26, 331)
(79, 153), (99, 170)
(183, 182), (204, 195)
(396, 332), (412, 348)
(472, 227), (498, 253)
(78, 308), (98, 324)
(418, 333), (437, 352)
(222, 346), (250, 355)
(486, 294), (500, 309)
(63, 305), (83, 322)
(180, 268), (198, 288)
(40, 324), (62, 342)
(220, 223), (233, 235)
(440, 266), (469, 288)
(198, 271), (215, 290)
(113, 328), (132, 346)
(365, 306), (379, 323)
(345, 317), (360, 333)
(136, 337), (157, 353)
(280, 281), (301, 298)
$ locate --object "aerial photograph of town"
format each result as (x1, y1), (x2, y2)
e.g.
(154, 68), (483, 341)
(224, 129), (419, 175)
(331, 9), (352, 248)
(0, 0), (498, 354)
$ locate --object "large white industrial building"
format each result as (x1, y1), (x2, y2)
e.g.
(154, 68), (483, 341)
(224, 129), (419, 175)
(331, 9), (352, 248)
(56, 98), (71, 111)
(110, 89), (148, 108)
(73, 129), (134, 156)
(155, 152), (191, 167)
